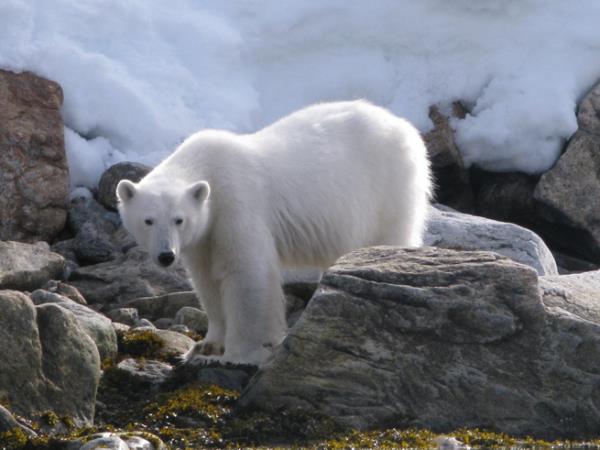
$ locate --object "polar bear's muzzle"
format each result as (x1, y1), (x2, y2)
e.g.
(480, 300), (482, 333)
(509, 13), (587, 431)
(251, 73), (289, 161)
(158, 251), (176, 267)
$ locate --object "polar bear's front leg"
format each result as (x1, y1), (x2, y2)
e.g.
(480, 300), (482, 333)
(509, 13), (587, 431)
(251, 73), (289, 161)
(181, 259), (226, 364)
(220, 262), (287, 366)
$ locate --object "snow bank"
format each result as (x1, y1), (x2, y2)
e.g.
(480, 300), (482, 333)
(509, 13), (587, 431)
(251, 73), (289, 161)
(1, 0), (599, 189)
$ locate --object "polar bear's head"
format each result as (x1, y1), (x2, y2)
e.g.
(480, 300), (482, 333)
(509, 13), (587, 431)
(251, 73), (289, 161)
(116, 179), (211, 267)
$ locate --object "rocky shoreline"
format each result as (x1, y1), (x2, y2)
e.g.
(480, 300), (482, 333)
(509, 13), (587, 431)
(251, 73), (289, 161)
(3, 69), (600, 449)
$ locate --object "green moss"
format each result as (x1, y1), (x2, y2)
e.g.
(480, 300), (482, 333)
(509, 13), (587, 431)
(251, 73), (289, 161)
(0, 428), (28, 450)
(40, 411), (59, 427)
(145, 384), (239, 426)
(118, 329), (166, 359)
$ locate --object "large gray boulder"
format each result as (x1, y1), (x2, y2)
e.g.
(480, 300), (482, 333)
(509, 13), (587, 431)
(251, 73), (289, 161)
(31, 289), (118, 361)
(0, 241), (65, 290)
(425, 205), (558, 276)
(0, 290), (100, 425)
(240, 247), (600, 439)
(534, 81), (600, 262)
(68, 247), (191, 305)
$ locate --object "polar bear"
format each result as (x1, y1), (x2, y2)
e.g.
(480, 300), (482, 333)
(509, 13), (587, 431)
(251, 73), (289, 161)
(116, 100), (432, 366)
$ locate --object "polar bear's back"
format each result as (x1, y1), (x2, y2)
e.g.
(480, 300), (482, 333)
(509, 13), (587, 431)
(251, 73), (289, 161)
(255, 100), (432, 268)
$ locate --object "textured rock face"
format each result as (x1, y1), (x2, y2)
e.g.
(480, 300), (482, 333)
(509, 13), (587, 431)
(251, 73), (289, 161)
(31, 289), (118, 361)
(0, 69), (68, 242)
(540, 270), (600, 324)
(534, 81), (600, 262)
(423, 104), (472, 211)
(0, 241), (65, 290)
(425, 205), (558, 276)
(97, 162), (152, 211)
(241, 247), (600, 439)
(0, 290), (100, 425)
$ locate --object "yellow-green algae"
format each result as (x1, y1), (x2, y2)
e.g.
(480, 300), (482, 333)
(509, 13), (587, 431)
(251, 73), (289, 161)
(117, 328), (166, 359)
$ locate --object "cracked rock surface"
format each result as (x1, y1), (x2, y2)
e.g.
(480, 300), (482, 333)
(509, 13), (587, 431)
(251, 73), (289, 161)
(241, 246), (600, 439)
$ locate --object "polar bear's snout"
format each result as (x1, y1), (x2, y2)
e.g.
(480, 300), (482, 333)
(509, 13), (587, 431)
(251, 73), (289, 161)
(158, 251), (175, 267)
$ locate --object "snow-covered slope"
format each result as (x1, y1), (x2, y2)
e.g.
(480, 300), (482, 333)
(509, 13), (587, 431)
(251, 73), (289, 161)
(2, 0), (599, 188)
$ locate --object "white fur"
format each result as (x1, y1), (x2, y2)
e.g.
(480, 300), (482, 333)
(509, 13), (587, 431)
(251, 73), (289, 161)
(117, 100), (432, 365)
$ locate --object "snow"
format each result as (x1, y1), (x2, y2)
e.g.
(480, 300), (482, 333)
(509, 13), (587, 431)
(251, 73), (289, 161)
(1, 0), (599, 190)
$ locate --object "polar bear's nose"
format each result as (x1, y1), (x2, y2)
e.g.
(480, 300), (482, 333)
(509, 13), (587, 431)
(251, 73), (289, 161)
(158, 251), (175, 267)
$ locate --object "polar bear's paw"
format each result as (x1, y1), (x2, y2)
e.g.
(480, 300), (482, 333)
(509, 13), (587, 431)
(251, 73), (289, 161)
(179, 340), (225, 366)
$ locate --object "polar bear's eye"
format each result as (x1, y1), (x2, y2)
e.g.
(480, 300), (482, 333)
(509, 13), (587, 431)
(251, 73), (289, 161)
(175, 218), (184, 225)
(144, 219), (154, 226)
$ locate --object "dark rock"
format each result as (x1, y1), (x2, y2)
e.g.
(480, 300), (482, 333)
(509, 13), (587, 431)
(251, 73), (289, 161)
(74, 220), (119, 264)
(195, 367), (254, 392)
(471, 168), (539, 227)
(97, 162), (152, 211)
(155, 318), (174, 329)
(0, 291), (100, 425)
(423, 103), (473, 211)
(67, 247), (192, 306)
(534, 130), (600, 262)
(0, 69), (68, 242)
(67, 195), (120, 235)
(0, 241), (65, 290)
(240, 246), (600, 439)
(122, 291), (200, 321)
(425, 205), (558, 275)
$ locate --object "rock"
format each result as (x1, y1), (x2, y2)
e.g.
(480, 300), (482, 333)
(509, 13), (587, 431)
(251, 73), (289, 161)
(51, 238), (78, 264)
(97, 162), (152, 211)
(0, 241), (65, 290)
(240, 246), (600, 439)
(112, 322), (130, 334)
(577, 81), (600, 135)
(540, 270), (600, 324)
(119, 327), (194, 361)
(114, 358), (172, 391)
(173, 306), (208, 334)
(31, 289), (118, 361)
(425, 205), (558, 276)
(0, 69), (68, 242)
(155, 318), (174, 329)
(534, 130), (600, 262)
(67, 195), (120, 235)
(423, 103), (473, 211)
(471, 168), (539, 228)
(107, 307), (139, 325)
(67, 247), (192, 306)
(168, 323), (188, 333)
(0, 404), (36, 437)
(133, 318), (155, 328)
(80, 432), (166, 450)
(43, 279), (87, 304)
(195, 366), (254, 392)
(0, 291), (100, 425)
(74, 220), (119, 264)
(122, 291), (200, 321)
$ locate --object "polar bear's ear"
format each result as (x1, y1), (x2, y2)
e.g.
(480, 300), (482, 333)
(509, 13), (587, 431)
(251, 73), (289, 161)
(116, 179), (137, 203)
(186, 181), (210, 203)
